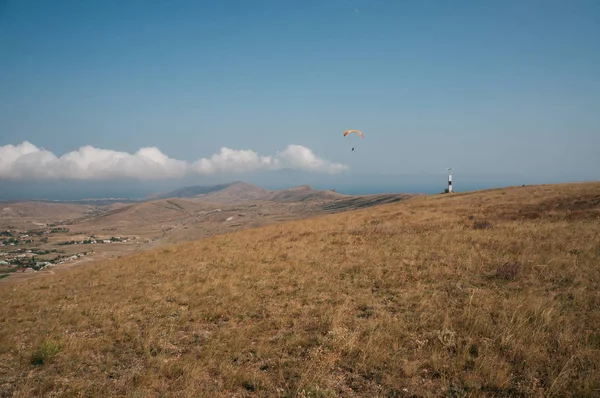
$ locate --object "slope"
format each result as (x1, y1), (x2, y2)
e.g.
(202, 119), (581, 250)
(265, 184), (348, 203)
(70, 198), (220, 237)
(1, 182), (599, 397)
(149, 182), (351, 205)
(321, 192), (418, 212)
(147, 182), (237, 200)
(0, 201), (98, 229)
(190, 182), (272, 204)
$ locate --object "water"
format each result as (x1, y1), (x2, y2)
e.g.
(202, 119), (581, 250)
(0, 176), (582, 201)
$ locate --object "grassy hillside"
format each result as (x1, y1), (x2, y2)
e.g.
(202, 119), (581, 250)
(1, 182), (599, 397)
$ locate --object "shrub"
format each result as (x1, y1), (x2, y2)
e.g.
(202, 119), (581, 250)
(30, 339), (62, 365)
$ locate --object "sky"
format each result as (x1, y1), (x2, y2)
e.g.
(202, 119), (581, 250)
(1, 0), (599, 199)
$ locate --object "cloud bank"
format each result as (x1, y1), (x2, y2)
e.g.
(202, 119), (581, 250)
(0, 142), (348, 180)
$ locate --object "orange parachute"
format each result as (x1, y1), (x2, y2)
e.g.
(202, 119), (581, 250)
(343, 129), (364, 138)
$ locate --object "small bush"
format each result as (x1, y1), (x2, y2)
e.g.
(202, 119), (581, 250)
(358, 304), (375, 318)
(242, 381), (255, 392)
(30, 339), (62, 365)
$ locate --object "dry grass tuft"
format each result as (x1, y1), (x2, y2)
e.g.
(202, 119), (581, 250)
(1, 181), (600, 397)
(490, 261), (522, 281)
(472, 220), (492, 230)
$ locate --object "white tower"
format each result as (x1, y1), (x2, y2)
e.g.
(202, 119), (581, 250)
(447, 168), (454, 193)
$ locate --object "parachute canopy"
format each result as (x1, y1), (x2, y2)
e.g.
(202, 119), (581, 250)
(343, 129), (364, 138)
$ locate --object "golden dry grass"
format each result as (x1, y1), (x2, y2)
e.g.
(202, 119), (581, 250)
(1, 182), (600, 397)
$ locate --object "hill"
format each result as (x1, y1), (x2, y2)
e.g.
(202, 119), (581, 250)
(64, 190), (414, 246)
(1, 182), (599, 397)
(71, 198), (218, 236)
(0, 201), (91, 219)
(149, 182), (347, 205)
(147, 182), (237, 200)
(0, 200), (106, 229)
(265, 184), (348, 203)
(0, 186), (414, 275)
(191, 182), (273, 204)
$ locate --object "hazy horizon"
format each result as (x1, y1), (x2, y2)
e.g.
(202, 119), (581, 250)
(0, 171), (592, 201)
(1, 1), (598, 198)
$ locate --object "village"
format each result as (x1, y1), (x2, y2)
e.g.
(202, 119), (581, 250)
(0, 226), (135, 278)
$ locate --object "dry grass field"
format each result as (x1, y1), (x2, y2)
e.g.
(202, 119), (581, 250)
(0, 201), (99, 230)
(1, 182), (599, 397)
(0, 185), (414, 287)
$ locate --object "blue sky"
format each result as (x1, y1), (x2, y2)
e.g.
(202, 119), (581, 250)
(1, 0), (599, 198)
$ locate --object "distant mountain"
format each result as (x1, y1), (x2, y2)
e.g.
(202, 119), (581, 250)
(265, 184), (347, 203)
(187, 182), (271, 204)
(147, 182), (237, 200)
(148, 182), (349, 205)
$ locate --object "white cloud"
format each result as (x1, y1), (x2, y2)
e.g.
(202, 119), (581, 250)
(0, 141), (348, 180)
(275, 145), (349, 173)
(191, 147), (275, 174)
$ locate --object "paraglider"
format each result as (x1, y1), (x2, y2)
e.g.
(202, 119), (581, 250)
(343, 130), (364, 152)
(343, 129), (364, 138)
